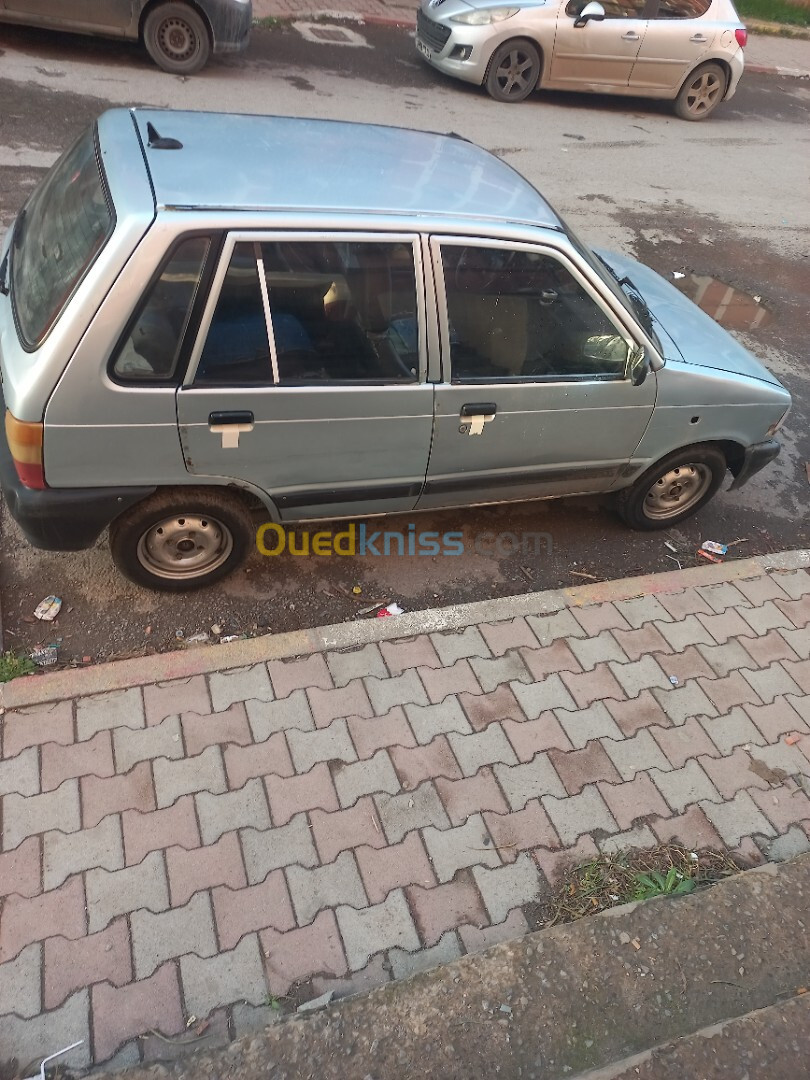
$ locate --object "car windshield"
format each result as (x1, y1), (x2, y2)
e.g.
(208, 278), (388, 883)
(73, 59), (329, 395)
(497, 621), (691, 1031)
(10, 125), (114, 349)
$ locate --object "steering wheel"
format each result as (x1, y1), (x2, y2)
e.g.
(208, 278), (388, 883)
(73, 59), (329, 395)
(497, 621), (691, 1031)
(453, 246), (518, 292)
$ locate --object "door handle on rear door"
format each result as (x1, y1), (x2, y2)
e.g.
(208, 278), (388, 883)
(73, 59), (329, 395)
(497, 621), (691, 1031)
(460, 403), (497, 436)
(689, 33), (708, 41)
(208, 411), (254, 449)
(621, 31), (640, 40)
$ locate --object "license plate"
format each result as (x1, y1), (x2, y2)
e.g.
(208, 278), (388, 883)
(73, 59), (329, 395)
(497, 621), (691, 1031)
(416, 38), (432, 60)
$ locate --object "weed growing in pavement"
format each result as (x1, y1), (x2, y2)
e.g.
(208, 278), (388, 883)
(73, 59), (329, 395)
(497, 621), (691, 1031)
(632, 866), (696, 901)
(0, 651), (36, 682)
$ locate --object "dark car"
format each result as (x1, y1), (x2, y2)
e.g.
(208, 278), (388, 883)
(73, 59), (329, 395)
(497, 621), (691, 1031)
(0, 0), (252, 74)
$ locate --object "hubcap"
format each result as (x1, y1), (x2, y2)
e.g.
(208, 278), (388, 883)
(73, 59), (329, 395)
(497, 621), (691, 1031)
(496, 50), (536, 97)
(643, 463), (712, 520)
(158, 17), (198, 61)
(685, 71), (722, 116)
(137, 514), (233, 580)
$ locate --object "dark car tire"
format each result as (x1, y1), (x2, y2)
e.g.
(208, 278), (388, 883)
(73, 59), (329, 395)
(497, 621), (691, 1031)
(485, 40), (541, 103)
(674, 62), (726, 121)
(617, 445), (727, 530)
(143, 2), (211, 75)
(109, 488), (255, 591)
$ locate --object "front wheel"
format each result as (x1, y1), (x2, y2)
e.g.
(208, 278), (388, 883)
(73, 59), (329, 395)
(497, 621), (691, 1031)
(674, 62), (726, 121)
(143, 2), (211, 75)
(109, 489), (255, 591)
(617, 446), (727, 530)
(485, 40), (541, 103)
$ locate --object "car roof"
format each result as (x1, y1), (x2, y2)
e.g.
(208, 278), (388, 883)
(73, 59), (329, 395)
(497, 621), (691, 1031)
(120, 108), (563, 230)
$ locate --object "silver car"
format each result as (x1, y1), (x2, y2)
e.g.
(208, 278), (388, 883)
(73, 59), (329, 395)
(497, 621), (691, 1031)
(416, 0), (747, 119)
(0, 0), (252, 74)
(0, 111), (788, 591)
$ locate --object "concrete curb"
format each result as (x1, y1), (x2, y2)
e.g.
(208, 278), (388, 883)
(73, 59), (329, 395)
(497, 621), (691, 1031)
(746, 63), (809, 76)
(1, 548), (807, 710)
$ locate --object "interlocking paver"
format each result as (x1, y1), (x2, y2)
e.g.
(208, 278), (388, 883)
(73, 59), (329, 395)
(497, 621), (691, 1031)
(287, 850), (367, 926)
(347, 706), (416, 758)
(43, 815), (124, 890)
(775, 595), (810, 629)
(657, 588), (713, 619)
(748, 740), (810, 777)
(743, 696), (807, 743)
(542, 785), (618, 845)
(502, 712), (573, 761)
(597, 774), (670, 830)
(406, 869), (488, 947)
(471, 852), (544, 923)
(610, 623), (673, 663)
(651, 681), (718, 725)
(494, 754), (566, 809)
(435, 767), (509, 825)
(741, 661), (802, 705)
(213, 873), (295, 949)
(419, 659), (482, 702)
(44, 918), (131, 1010)
(430, 625), (490, 665)
(0, 876), (86, 963)
(423, 814), (500, 882)
(601, 729), (671, 781)
(771, 570), (810, 599)
(0, 747), (39, 797)
(122, 796), (200, 865)
(405, 698), (472, 744)
(511, 673), (576, 718)
(571, 602), (631, 636)
(180, 933), (267, 1016)
(311, 952), (390, 1000)
(657, 645), (718, 684)
(697, 582), (752, 613)
(92, 963), (183, 1062)
(41, 732), (114, 791)
(210, 663), (274, 710)
(365, 669), (430, 713)
(469, 651), (533, 693)
(483, 799), (560, 860)
(738, 601), (793, 636)
(778, 658), (810, 694)
(380, 635), (442, 675)
(331, 748), (401, 807)
(337, 887), (420, 969)
(698, 639), (762, 678)
(3, 701), (73, 759)
(750, 785), (810, 832)
(599, 824), (658, 853)
(4, 990), (91, 1070)
(153, 746), (226, 808)
(223, 732), (294, 788)
(327, 643), (387, 686)
(458, 684), (526, 731)
(655, 614), (715, 651)
(389, 930), (461, 979)
(113, 716), (183, 774)
(606, 690), (673, 737)
(566, 630), (625, 671)
(652, 716), (720, 769)
(701, 790), (776, 845)
(520, 640), (582, 683)
(0, 942), (41, 1018)
(76, 688), (145, 740)
(240, 815), (319, 884)
(459, 908), (529, 953)
(697, 608), (755, 645)
(266, 762), (339, 825)
(650, 759), (721, 813)
(166, 832), (246, 906)
(699, 670), (763, 712)
(309, 679), (374, 728)
(448, 724), (517, 776)
(561, 664), (625, 709)
(555, 701), (623, 749)
(196, 778), (271, 845)
(3, 780), (81, 851)
(763, 826), (810, 861)
(86, 850), (169, 932)
(651, 804), (724, 850)
(700, 706), (766, 755)
(131, 891), (216, 978)
(181, 703), (251, 755)
(740, 629), (800, 667)
(267, 654), (331, 700)
(527, 607), (586, 645)
(700, 748), (774, 799)
(375, 780), (450, 843)
(609, 655), (671, 698)
(389, 734), (462, 788)
(548, 740), (621, 795)
(0, 837), (41, 898)
(355, 831), (436, 903)
(287, 718), (358, 772)
(143, 675), (210, 726)
(246, 690), (315, 740)
(81, 762), (155, 828)
(532, 835), (599, 885)
(260, 909), (347, 995)
(479, 617), (538, 656)
(736, 575), (791, 605)
(614, 595), (674, 628)
(310, 796), (386, 861)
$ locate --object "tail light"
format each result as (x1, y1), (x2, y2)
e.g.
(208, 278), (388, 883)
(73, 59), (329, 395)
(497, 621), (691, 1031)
(735, 28), (747, 48)
(5, 410), (46, 489)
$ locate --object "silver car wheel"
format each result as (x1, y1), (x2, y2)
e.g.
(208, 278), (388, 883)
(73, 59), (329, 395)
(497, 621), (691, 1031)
(136, 514), (234, 580)
(642, 464), (713, 521)
(681, 70), (723, 118)
(495, 48), (536, 97)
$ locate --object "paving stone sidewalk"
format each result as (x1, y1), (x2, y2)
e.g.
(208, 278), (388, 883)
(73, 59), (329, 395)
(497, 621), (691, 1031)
(1, 560), (809, 1070)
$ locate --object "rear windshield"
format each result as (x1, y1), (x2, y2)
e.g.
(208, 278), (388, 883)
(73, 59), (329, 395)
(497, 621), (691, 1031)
(11, 125), (114, 349)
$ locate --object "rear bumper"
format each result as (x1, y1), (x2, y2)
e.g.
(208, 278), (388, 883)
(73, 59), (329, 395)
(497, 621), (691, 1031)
(728, 438), (781, 491)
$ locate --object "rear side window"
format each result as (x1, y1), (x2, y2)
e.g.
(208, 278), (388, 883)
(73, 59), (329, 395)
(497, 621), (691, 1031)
(655, 0), (711, 16)
(11, 126), (114, 349)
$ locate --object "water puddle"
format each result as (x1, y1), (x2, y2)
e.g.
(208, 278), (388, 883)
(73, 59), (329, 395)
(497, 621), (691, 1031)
(673, 273), (773, 331)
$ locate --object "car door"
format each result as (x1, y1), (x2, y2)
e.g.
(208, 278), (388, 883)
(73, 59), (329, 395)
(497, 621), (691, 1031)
(2, 0), (133, 30)
(629, 0), (716, 91)
(418, 238), (657, 510)
(549, 0), (654, 88)
(177, 233), (434, 521)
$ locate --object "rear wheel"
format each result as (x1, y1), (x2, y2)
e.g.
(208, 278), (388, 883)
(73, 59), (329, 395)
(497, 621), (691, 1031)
(674, 62), (726, 121)
(617, 445), (727, 530)
(109, 489), (255, 591)
(143, 2), (210, 75)
(485, 40), (541, 103)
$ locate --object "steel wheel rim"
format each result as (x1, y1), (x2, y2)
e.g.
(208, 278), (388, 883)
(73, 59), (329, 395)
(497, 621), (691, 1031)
(158, 17), (199, 62)
(137, 514), (233, 580)
(684, 71), (722, 116)
(643, 463), (713, 520)
(495, 49), (536, 97)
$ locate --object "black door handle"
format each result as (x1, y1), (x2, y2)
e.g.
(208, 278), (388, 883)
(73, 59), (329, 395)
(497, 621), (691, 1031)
(209, 411), (254, 426)
(460, 403), (497, 417)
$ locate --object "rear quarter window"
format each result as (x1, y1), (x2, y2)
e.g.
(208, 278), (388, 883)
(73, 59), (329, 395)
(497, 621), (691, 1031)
(10, 125), (114, 349)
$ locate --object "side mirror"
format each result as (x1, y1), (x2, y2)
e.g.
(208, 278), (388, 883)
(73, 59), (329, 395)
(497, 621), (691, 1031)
(574, 1), (606, 27)
(630, 345), (650, 386)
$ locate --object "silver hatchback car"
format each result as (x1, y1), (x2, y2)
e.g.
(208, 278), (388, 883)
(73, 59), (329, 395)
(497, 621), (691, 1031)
(416, 0), (747, 119)
(0, 111), (788, 591)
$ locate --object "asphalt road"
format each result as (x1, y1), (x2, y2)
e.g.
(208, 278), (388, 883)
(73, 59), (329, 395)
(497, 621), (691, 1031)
(0, 19), (808, 665)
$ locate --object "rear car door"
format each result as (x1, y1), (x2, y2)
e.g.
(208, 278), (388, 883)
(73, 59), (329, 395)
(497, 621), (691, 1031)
(177, 233), (434, 520)
(629, 0), (716, 90)
(418, 238), (657, 509)
(550, 0), (652, 88)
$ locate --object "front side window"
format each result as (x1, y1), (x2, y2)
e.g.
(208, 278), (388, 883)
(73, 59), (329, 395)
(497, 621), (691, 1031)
(194, 239), (420, 386)
(11, 126), (114, 348)
(565, 0), (647, 16)
(441, 245), (631, 383)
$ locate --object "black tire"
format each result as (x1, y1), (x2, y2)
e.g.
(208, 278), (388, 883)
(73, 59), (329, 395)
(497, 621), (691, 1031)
(617, 445), (727, 530)
(109, 488), (255, 591)
(485, 40), (541, 103)
(143, 2), (210, 75)
(674, 62), (726, 121)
